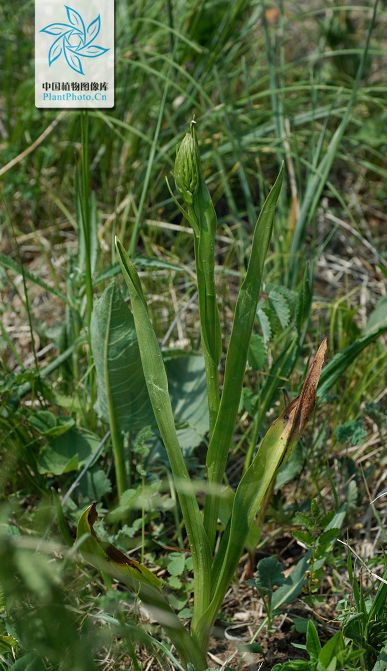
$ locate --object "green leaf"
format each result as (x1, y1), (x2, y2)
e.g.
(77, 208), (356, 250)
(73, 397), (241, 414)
(204, 164), (284, 546)
(0, 634), (18, 654)
(372, 642), (387, 671)
(365, 295), (387, 334)
(37, 428), (101, 475)
(77, 503), (162, 590)
(253, 555), (286, 595)
(257, 306), (272, 344)
(318, 631), (344, 669)
(9, 654), (45, 671)
(115, 237), (211, 629)
(91, 281), (154, 435)
(318, 327), (387, 398)
(29, 411), (74, 437)
(76, 504), (206, 670)
(306, 620), (321, 659)
(167, 552), (186, 577)
(271, 554), (309, 612)
(272, 663), (309, 671)
(318, 528), (340, 547)
(335, 420), (367, 446)
(166, 354), (209, 451)
(296, 263), (313, 331)
(248, 334), (267, 370)
(268, 288), (291, 330)
(78, 468), (112, 500)
(293, 530), (314, 547)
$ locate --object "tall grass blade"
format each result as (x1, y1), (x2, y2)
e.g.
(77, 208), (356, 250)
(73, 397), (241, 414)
(204, 163), (284, 547)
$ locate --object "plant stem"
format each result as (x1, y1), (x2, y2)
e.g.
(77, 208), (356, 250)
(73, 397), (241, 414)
(80, 111), (93, 327)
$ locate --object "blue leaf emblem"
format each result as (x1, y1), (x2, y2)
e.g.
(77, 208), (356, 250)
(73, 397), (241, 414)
(85, 16), (100, 45)
(48, 36), (64, 66)
(64, 48), (84, 75)
(41, 23), (73, 36)
(65, 6), (86, 36)
(40, 5), (109, 75)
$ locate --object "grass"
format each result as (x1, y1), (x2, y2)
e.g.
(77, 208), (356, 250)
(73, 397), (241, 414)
(1, 0), (387, 669)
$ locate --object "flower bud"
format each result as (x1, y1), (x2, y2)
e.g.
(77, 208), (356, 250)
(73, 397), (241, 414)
(174, 126), (200, 205)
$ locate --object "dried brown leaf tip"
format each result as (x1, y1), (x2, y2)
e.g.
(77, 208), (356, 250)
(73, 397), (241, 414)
(285, 338), (328, 439)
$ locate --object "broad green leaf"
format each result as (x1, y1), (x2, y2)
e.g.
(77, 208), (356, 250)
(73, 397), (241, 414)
(372, 643), (387, 671)
(91, 281), (154, 434)
(28, 411), (74, 437)
(92, 283), (209, 450)
(166, 353), (209, 451)
(78, 468), (112, 500)
(37, 428), (100, 475)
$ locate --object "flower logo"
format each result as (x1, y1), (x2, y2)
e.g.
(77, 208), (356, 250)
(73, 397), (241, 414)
(40, 5), (109, 76)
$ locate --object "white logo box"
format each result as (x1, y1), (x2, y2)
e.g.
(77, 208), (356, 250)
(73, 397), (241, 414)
(35, 0), (114, 108)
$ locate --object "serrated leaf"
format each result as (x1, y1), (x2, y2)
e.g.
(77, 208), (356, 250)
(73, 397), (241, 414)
(167, 552), (186, 577)
(257, 306), (272, 344)
(318, 528), (340, 546)
(294, 512), (315, 530)
(269, 288), (290, 329)
(293, 530), (314, 547)
(248, 333), (266, 370)
(253, 555), (286, 594)
(335, 420), (367, 446)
